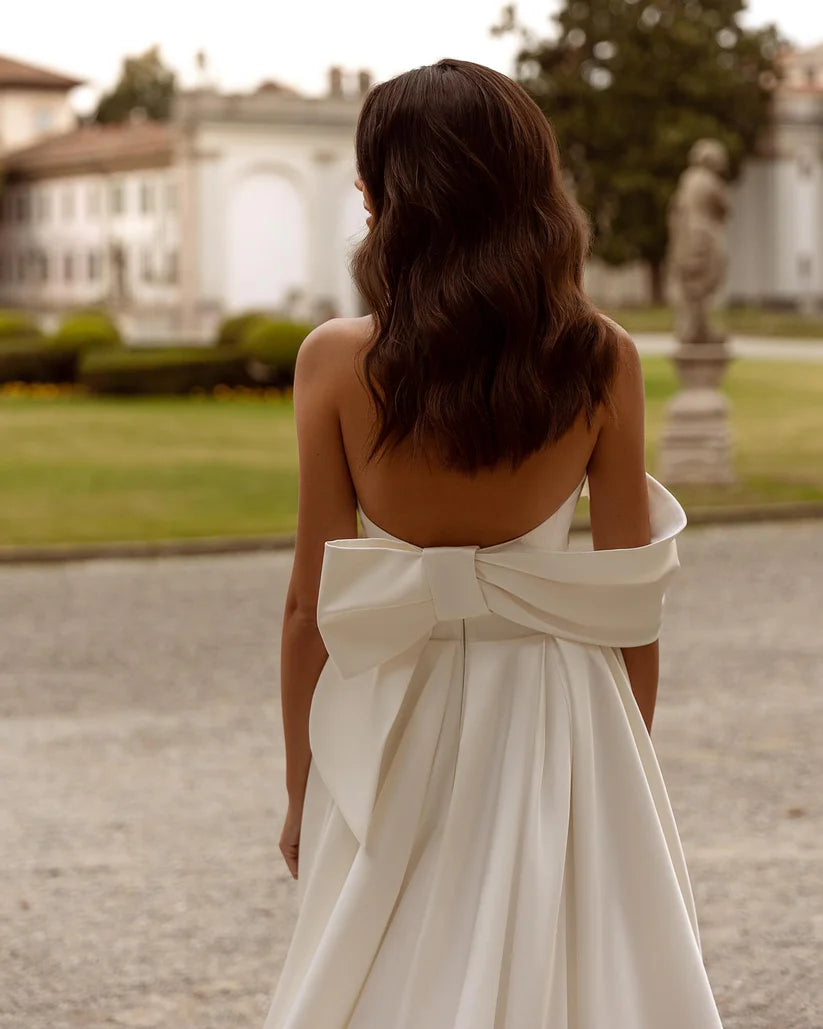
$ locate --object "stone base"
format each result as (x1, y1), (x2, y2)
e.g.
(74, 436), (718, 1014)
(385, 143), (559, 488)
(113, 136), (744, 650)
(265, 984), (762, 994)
(658, 342), (737, 486)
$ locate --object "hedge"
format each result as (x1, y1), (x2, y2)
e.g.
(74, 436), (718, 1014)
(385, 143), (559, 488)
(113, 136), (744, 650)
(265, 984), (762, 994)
(0, 310), (122, 384)
(0, 314), (313, 391)
(79, 346), (250, 395)
(0, 310), (42, 341)
(215, 311), (270, 348)
(0, 342), (78, 384)
(54, 310), (121, 351)
(240, 319), (312, 387)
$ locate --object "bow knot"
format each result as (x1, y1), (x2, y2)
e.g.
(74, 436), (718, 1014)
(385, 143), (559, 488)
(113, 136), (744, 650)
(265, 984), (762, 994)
(421, 546), (488, 622)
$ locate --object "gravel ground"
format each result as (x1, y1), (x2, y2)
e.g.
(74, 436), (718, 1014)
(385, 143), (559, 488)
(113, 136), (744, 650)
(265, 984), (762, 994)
(633, 333), (823, 361)
(0, 520), (821, 1029)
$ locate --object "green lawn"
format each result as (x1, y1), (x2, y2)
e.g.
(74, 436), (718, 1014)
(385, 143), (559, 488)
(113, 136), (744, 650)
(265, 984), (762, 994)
(0, 357), (821, 546)
(0, 394), (299, 545)
(605, 305), (823, 339)
(643, 357), (823, 508)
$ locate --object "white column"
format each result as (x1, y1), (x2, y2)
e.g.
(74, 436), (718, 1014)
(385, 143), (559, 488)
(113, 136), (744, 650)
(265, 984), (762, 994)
(308, 149), (342, 320)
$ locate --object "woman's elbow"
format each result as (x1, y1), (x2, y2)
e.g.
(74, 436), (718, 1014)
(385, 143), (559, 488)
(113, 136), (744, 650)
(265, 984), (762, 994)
(283, 590), (321, 634)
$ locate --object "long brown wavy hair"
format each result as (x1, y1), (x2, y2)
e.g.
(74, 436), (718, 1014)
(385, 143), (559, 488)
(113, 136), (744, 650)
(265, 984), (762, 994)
(350, 58), (619, 474)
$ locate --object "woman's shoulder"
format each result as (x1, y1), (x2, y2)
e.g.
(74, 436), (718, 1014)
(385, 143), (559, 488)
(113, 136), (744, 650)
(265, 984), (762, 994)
(593, 312), (643, 387)
(594, 311), (636, 355)
(295, 316), (373, 382)
(298, 318), (370, 364)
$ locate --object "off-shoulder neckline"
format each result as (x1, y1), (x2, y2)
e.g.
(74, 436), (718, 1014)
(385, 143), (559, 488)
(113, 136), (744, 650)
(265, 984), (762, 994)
(356, 472), (588, 550)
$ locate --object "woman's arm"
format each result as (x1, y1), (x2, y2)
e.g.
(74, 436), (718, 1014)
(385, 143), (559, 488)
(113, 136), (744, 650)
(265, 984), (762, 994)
(281, 321), (358, 814)
(587, 327), (659, 734)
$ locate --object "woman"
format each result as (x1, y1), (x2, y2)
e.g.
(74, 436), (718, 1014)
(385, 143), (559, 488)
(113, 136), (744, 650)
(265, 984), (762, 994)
(264, 58), (723, 1028)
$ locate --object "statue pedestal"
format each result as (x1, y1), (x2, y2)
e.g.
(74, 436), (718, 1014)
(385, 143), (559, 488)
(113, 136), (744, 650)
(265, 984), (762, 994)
(658, 341), (736, 486)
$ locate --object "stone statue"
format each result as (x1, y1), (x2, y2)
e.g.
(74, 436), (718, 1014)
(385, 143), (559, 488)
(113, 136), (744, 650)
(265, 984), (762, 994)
(666, 139), (730, 346)
(658, 139), (736, 486)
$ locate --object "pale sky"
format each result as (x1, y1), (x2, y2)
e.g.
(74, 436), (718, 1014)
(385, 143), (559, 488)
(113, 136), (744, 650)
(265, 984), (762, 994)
(4, 0), (822, 114)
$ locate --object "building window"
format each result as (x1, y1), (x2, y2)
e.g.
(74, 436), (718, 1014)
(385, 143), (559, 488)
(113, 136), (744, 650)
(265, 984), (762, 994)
(64, 253), (75, 283)
(17, 253), (26, 282)
(140, 249), (153, 282)
(140, 180), (156, 214)
(15, 192), (31, 223)
(87, 184), (101, 218)
(33, 250), (49, 283)
(166, 249), (179, 284)
(34, 108), (55, 133)
(166, 181), (178, 212)
(88, 250), (102, 281)
(110, 181), (125, 216)
(62, 187), (76, 221)
(26, 250), (48, 284)
(35, 190), (52, 223)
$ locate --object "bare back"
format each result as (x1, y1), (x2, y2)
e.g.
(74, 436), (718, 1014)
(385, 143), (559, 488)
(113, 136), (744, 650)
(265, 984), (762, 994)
(336, 318), (600, 548)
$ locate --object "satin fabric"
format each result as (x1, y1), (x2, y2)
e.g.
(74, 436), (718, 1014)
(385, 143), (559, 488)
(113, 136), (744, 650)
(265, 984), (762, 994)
(264, 473), (724, 1028)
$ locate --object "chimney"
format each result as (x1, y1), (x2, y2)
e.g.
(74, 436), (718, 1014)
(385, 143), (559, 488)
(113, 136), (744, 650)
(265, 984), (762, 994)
(329, 66), (343, 98)
(358, 69), (372, 96)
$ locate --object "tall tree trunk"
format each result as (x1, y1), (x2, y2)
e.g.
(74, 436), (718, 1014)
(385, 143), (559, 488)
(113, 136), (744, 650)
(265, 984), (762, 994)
(648, 261), (665, 306)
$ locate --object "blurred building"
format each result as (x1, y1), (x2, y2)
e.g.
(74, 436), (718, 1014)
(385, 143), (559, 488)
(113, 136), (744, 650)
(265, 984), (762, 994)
(2, 46), (823, 335)
(587, 44), (823, 311)
(727, 44), (823, 312)
(0, 56), (369, 342)
(0, 54), (80, 152)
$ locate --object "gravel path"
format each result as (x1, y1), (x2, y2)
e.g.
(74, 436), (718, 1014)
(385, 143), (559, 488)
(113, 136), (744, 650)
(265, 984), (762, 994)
(1, 521), (821, 1028)
(633, 332), (823, 361)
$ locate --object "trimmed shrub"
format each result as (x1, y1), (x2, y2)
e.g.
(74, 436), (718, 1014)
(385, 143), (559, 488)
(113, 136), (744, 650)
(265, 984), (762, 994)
(0, 310), (123, 384)
(0, 342), (78, 384)
(54, 310), (121, 351)
(79, 346), (250, 395)
(0, 310), (42, 341)
(215, 311), (270, 348)
(240, 319), (313, 388)
(0, 334), (46, 350)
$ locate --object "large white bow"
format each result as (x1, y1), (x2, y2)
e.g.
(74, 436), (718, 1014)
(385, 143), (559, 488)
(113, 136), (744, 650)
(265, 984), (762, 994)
(309, 474), (687, 847)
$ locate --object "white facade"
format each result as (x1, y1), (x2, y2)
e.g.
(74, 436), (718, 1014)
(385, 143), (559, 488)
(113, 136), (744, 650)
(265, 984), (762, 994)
(177, 86), (368, 340)
(726, 85), (823, 311)
(0, 87), (76, 153)
(0, 169), (181, 329)
(0, 69), (370, 342)
(4, 49), (823, 335)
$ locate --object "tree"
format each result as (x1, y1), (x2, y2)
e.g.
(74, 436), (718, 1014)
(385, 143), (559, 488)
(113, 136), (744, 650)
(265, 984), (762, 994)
(94, 45), (176, 124)
(493, 0), (782, 302)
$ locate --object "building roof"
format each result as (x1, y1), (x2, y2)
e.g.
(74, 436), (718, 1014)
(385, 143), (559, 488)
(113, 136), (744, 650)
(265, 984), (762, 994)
(2, 120), (175, 180)
(0, 53), (83, 91)
(255, 78), (303, 97)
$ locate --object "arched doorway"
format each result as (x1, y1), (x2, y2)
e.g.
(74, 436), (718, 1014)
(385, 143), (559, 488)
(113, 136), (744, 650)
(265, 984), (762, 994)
(225, 168), (308, 313)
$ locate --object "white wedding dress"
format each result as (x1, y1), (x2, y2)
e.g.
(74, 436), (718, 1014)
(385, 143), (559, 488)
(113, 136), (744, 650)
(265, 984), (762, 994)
(263, 473), (724, 1028)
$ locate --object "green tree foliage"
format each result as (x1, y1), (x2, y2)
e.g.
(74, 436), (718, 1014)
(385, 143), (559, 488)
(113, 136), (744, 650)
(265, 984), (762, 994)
(94, 45), (177, 124)
(493, 0), (782, 298)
